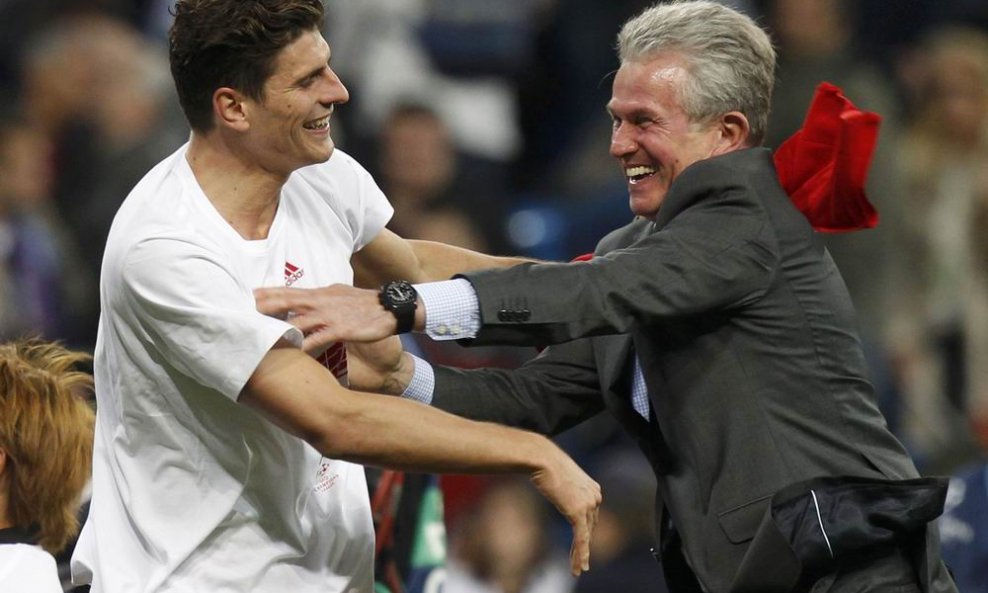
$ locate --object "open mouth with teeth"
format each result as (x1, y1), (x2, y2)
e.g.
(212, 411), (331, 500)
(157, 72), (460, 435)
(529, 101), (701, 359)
(303, 114), (331, 131)
(625, 165), (657, 184)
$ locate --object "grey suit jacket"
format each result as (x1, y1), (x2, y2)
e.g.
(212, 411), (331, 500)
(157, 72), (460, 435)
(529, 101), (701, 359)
(432, 148), (944, 593)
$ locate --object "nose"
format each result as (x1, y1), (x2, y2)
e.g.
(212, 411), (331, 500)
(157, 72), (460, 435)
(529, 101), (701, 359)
(610, 122), (635, 158)
(319, 66), (349, 107)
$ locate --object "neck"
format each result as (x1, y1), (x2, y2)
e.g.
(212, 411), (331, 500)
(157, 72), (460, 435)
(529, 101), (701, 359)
(186, 132), (286, 240)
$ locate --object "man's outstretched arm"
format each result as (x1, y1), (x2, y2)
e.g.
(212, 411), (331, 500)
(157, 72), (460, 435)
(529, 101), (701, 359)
(345, 334), (606, 437)
(240, 339), (600, 575)
(351, 228), (533, 287)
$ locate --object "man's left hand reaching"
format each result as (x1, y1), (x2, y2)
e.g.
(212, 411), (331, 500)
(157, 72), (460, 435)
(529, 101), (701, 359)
(255, 285), (410, 351)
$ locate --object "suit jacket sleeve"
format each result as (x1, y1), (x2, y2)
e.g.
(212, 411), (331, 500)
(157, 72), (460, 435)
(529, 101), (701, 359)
(459, 158), (780, 346)
(432, 337), (605, 436)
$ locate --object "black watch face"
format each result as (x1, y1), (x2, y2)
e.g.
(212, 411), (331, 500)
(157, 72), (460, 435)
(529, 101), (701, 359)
(386, 282), (416, 304)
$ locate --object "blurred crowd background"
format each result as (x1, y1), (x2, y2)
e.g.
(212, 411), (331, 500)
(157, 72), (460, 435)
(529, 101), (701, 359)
(2, 0), (988, 591)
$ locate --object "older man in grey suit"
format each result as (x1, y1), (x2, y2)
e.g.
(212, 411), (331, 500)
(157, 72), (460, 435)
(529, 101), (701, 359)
(256, 2), (958, 592)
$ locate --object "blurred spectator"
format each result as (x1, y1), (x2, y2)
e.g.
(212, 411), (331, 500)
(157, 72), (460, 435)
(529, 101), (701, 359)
(16, 14), (187, 347)
(0, 0), (93, 103)
(0, 338), (94, 593)
(324, 0), (545, 187)
(513, 0), (648, 194)
(70, 16), (187, 273)
(766, 0), (904, 149)
(446, 477), (573, 593)
(0, 119), (90, 342)
(327, 0), (542, 251)
(377, 103), (492, 252)
(938, 459), (988, 592)
(377, 103), (531, 375)
(892, 26), (988, 470)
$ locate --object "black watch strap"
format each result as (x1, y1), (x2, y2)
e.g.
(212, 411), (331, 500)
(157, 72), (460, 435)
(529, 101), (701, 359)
(379, 280), (418, 334)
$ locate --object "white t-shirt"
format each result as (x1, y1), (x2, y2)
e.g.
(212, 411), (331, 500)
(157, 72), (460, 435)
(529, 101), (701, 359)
(0, 543), (62, 593)
(71, 145), (393, 593)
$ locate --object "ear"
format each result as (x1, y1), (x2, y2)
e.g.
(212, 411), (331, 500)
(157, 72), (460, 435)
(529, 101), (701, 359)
(710, 111), (751, 156)
(213, 87), (251, 132)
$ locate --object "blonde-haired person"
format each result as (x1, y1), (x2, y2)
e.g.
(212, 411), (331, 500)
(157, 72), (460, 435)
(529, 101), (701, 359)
(0, 339), (94, 593)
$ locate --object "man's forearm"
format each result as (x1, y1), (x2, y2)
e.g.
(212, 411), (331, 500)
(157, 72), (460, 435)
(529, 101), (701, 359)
(350, 229), (536, 290)
(345, 340), (418, 396)
(244, 345), (543, 472)
(408, 239), (535, 280)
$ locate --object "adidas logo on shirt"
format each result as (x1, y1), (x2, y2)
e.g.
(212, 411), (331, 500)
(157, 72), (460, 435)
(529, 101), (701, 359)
(281, 259), (347, 383)
(284, 261), (304, 286)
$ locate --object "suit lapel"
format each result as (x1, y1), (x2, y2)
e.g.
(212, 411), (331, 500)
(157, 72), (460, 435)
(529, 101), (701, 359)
(596, 218), (680, 472)
(595, 216), (654, 436)
(598, 334), (647, 425)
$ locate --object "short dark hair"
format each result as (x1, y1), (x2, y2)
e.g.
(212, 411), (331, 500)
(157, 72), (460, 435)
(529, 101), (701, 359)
(169, 0), (325, 132)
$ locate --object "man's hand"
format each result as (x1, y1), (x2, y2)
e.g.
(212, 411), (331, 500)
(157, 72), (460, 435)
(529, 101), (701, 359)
(531, 445), (602, 575)
(254, 285), (399, 351)
(346, 336), (413, 395)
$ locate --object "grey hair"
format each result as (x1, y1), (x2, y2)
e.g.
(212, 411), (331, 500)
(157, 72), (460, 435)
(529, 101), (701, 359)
(617, 0), (776, 145)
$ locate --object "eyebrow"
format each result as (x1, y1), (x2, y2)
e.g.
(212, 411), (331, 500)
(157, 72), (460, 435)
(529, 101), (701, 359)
(292, 54), (332, 87)
(607, 104), (654, 120)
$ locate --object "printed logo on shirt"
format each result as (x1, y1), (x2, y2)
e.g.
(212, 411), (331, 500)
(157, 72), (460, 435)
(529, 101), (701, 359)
(314, 457), (340, 493)
(305, 296), (348, 495)
(284, 261), (305, 286)
(314, 344), (347, 494)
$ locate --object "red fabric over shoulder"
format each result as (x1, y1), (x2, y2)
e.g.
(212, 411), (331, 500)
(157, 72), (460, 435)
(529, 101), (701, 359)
(773, 82), (881, 232)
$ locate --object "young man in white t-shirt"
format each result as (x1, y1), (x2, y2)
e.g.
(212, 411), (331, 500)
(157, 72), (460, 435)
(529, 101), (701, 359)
(69, 2), (601, 592)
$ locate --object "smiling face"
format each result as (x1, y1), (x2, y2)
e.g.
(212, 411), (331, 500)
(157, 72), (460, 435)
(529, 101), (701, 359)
(608, 54), (725, 219)
(241, 28), (349, 175)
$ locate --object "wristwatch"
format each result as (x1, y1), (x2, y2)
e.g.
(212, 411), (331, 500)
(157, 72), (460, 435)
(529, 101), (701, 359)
(379, 280), (418, 334)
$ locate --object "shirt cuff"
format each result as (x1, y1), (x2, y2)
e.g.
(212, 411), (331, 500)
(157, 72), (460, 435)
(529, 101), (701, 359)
(401, 353), (435, 405)
(414, 278), (481, 341)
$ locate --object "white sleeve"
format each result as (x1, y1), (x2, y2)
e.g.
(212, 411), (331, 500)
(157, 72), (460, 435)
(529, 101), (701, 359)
(322, 150), (393, 251)
(345, 152), (393, 250)
(119, 238), (302, 400)
(0, 546), (62, 593)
